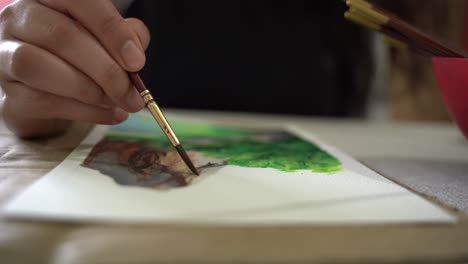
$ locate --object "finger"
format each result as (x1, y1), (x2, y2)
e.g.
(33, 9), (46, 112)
(38, 0), (145, 71)
(5, 3), (144, 112)
(2, 80), (128, 124)
(125, 18), (151, 50)
(0, 40), (110, 107)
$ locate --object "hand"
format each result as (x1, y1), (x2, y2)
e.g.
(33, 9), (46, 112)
(0, 0), (150, 138)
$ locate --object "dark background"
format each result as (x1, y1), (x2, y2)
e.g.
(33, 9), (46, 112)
(127, 0), (372, 116)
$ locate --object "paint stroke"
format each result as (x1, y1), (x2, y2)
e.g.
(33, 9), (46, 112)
(82, 112), (343, 190)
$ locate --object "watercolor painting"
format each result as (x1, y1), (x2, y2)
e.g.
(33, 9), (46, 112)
(5, 111), (455, 224)
(82, 112), (343, 190)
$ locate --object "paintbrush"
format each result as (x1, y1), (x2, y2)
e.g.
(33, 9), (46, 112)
(344, 9), (434, 56)
(343, 0), (467, 58)
(128, 72), (199, 176)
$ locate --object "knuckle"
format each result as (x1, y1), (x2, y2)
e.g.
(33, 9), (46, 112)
(0, 5), (17, 36)
(16, 3), (37, 31)
(9, 44), (33, 80)
(0, 5), (14, 24)
(42, 23), (71, 51)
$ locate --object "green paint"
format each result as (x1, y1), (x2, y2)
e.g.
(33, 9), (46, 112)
(104, 112), (343, 173)
(185, 137), (342, 173)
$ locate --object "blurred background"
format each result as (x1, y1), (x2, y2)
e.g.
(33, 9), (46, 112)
(376, 0), (467, 121)
(1, 0), (467, 121)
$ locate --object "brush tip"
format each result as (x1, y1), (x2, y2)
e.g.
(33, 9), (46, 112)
(175, 144), (199, 176)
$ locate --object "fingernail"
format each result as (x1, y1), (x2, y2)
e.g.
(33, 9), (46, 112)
(112, 108), (128, 123)
(126, 89), (145, 112)
(121, 40), (145, 70)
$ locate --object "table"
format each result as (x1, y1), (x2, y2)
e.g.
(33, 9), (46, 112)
(1, 109), (467, 264)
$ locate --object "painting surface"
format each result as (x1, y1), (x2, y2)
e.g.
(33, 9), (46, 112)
(83, 112), (343, 190)
(5, 112), (455, 224)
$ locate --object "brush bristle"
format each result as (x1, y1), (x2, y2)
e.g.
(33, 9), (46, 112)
(175, 145), (199, 176)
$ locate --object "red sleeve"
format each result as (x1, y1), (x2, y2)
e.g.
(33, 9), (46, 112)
(0, 0), (13, 10)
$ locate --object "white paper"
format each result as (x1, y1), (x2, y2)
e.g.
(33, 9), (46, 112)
(3, 113), (455, 225)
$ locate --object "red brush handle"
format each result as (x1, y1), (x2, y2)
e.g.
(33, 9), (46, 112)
(128, 72), (147, 93)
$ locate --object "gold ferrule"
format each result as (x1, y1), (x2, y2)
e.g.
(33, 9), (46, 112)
(344, 11), (380, 31)
(140, 90), (151, 97)
(140, 90), (153, 104)
(348, 5), (389, 25)
(383, 36), (408, 50)
(140, 89), (180, 146)
(346, 0), (372, 9)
